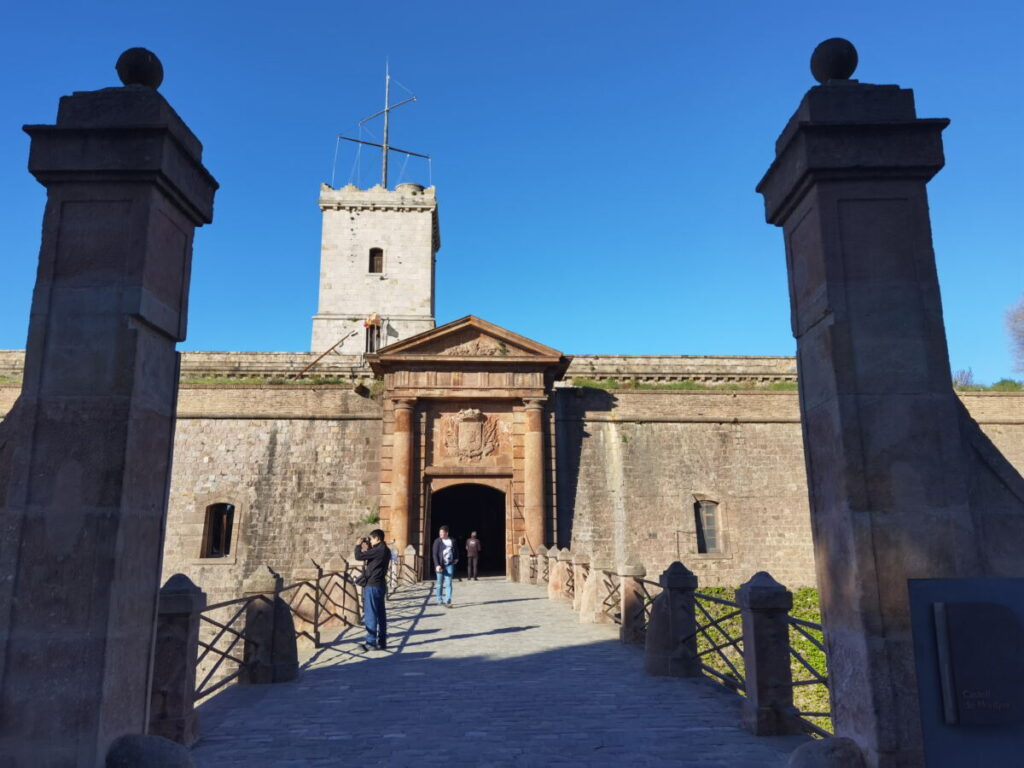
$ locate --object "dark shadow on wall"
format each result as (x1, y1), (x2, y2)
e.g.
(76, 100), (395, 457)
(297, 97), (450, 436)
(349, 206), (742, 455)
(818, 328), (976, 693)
(553, 387), (617, 550)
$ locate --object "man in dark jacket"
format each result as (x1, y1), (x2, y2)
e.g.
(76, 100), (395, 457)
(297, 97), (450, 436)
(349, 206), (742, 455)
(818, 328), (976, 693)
(432, 525), (458, 607)
(353, 529), (389, 651)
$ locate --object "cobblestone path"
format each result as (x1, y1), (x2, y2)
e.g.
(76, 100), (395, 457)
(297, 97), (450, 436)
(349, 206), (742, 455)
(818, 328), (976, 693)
(191, 578), (807, 767)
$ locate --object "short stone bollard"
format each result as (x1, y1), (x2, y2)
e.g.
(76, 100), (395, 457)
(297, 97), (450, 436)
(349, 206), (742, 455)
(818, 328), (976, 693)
(287, 566), (320, 647)
(508, 551), (519, 582)
(644, 562), (700, 678)
(341, 560), (363, 627)
(535, 545), (549, 584)
(239, 569), (299, 685)
(558, 549), (575, 602)
(403, 545), (419, 585)
(737, 571), (801, 736)
(322, 558), (352, 630)
(571, 553), (590, 612)
(148, 574), (206, 746)
(618, 562), (647, 644)
(547, 547), (563, 600)
(518, 545), (534, 584)
(578, 561), (612, 624)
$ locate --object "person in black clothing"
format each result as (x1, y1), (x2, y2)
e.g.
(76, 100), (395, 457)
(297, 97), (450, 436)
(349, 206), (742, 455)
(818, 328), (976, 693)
(353, 528), (389, 651)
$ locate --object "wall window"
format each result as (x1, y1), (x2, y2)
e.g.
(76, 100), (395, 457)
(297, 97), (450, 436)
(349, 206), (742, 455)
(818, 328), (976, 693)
(694, 499), (721, 554)
(368, 247), (384, 273)
(365, 324), (381, 353)
(200, 503), (235, 558)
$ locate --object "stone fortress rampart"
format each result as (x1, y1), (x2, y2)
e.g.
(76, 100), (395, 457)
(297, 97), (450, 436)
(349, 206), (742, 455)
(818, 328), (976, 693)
(2, 349), (1021, 606)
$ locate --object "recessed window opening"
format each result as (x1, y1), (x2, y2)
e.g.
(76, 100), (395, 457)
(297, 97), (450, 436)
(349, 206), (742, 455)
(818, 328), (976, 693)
(365, 324), (381, 353)
(694, 500), (721, 554)
(201, 503), (235, 558)
(369, 247), (384, 273)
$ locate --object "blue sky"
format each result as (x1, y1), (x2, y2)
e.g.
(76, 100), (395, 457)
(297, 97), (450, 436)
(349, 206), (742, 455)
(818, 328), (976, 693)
(2, 1), (1021, 383)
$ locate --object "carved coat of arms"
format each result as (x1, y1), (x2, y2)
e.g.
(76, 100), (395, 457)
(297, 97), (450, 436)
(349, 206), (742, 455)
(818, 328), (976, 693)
(442, 409), (499, 462)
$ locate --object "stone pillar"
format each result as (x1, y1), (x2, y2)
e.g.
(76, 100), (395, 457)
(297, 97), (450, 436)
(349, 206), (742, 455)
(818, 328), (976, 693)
(340, 561), (362, 627)
(558, 548), (575, 603)
(644, 562), (700, 678)
(390, 398), (415, 551)
(546, 547), (562, 600)
(755, 39), (1020, 766)
(579, 561), (612, 624)
(618, 562), (647, 644)
(149, 575), (206, 746)
(518, 545), (534, 585)
(535, 545), (549, 584)
(0, 49), (217, 766)
(239, 570), (299, 685)
(403, 545), (419, 585)
(737, 572), (801, 736)
(571, 553), (590, 612)
(522, 398), (547, 553)
(287, 566), (320, 647)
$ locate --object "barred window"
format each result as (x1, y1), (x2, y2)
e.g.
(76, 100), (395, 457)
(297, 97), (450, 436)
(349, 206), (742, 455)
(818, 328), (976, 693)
(694, 500), (721, 554)
(365, 325), (381, 353)
(200, 503), (235, 558)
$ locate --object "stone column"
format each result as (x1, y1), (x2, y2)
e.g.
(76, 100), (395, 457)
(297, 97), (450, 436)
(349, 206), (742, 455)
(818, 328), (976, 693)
(522, 398), (547, 553)
(737, 572), (801, 736)
(149, 575), (206, 746)
(0, 49), (217, 766)
(546, 547), (562, 600)
(571, 553), (590, 612)
(403, 544), (419, 585)
(390, 398), (415, 551)
(644, 562), (700, 678)
(618, 562), (647, 644)
(579, 561), (612, 624)
(756, 39), (1019, 767)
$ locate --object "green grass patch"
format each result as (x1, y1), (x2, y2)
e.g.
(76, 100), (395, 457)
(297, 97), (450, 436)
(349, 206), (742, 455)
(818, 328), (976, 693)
(0, 376), (22, 386)
(954, 378), (1023, 392)
(571, 377), (798, 392)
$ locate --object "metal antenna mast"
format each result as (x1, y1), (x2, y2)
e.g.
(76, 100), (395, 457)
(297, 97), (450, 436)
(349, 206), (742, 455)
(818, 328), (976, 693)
(338, 62), (430, 189)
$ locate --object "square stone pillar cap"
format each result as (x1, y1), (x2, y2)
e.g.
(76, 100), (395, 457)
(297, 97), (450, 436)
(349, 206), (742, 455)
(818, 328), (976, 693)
(572, 553), (590, 565)
(242, 568), (281, 596)
(404, 545), (418, 557)
(519, 545), (534, 556)
(158, 574), (207, 614)
(547, 547), (561, 559)
(557, 549), (573, 562)
(660, 562), (697, 590)
(737, 571), (793, 612)
(535, 545), (548, 557)
(617, 563), (646, 578)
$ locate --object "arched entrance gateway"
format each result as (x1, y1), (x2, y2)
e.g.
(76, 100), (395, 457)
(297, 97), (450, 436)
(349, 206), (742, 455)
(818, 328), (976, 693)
(366, 316), (570, 578)
(429, 483), (507, 576)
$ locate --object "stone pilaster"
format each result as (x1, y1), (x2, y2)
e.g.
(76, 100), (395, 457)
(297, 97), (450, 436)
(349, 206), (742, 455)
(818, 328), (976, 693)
(0, 49), (217, 766)
(390, 398), (415, 551)
(522, 398), (547, 552)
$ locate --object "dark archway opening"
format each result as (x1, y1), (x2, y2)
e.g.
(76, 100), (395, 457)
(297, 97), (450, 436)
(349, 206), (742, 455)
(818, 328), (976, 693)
(430, 484), (506, 577)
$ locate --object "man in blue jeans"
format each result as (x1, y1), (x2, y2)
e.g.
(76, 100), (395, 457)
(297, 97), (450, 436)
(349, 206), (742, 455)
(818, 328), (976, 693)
(431, 525), (458, 608)
(353, 529), (389, 651)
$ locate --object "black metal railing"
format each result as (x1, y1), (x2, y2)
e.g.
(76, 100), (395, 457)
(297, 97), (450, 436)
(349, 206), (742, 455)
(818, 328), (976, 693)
(195, 594), (269, 702)
(692, 591), (746, 693)
(783, 614), (832, 737)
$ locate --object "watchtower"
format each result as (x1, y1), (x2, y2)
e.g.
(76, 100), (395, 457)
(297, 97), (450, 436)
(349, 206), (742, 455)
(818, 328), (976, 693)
(311, 181), (440, 354)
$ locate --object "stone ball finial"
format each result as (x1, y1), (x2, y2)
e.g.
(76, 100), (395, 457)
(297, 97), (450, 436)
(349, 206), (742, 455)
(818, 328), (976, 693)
(810, 38), (858, 83)
(116, 47), (164, 89)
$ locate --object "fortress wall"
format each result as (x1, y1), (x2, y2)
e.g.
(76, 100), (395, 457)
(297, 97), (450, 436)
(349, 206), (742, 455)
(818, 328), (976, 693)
(160, 387), (382, 604)
(557, 389), (1024, 588)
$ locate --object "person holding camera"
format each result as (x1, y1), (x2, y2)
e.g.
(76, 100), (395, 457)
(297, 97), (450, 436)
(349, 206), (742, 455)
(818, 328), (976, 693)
(353, 529), (389, 651)
(432, 525), (458, 608)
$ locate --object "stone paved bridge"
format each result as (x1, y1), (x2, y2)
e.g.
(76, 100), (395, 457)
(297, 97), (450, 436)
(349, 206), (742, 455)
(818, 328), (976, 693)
(191, 579), (808, 767)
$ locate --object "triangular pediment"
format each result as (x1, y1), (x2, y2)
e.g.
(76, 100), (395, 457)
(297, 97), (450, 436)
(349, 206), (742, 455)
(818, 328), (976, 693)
(373, 316), (563, 361)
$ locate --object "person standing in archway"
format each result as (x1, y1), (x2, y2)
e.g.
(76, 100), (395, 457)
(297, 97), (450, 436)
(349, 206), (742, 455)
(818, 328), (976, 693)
(432, 525), (458, 607)
(465, 531), (482, 580)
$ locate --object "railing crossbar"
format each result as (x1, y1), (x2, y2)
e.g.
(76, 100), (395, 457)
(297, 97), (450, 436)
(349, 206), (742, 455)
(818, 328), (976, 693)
(700, 663), (747, 692)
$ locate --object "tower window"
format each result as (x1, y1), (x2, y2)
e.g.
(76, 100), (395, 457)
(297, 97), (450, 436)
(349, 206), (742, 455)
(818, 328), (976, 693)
(369, 247), (384, 273)
(365, 324), (381, 353)
(200, 503), (235, 558)
(694, 500), (721, 554)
